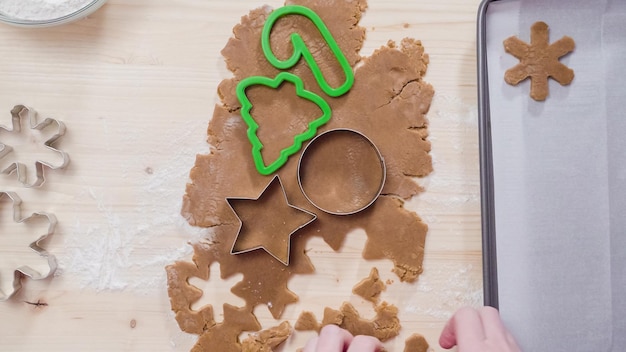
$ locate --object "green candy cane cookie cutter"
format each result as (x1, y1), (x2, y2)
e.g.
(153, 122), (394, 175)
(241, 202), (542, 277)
(261, 5), (354, 97)
(236, 5), (355, 176)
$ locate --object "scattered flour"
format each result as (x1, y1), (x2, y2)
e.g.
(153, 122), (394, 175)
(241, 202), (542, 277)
(404, 263), (483, 320)
(0, 0), (92, 21)
(57, 119), (212, 294)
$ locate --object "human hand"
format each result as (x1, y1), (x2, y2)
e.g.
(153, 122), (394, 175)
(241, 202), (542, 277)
(439, 306), (521, 352)
(303, 324), (384, 352)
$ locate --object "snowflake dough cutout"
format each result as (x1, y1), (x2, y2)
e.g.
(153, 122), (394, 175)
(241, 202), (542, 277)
(504, 21), (575, 101)
(0, 105), (69, 187)
(0, 192), (58, 301)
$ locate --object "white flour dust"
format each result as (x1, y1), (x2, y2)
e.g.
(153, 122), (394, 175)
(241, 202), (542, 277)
(57, 119), (212, 293)
(0, 0), (92, 21)
(403, 263), (483, 320)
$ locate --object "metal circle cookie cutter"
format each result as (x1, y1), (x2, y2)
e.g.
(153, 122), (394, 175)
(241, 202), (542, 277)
(297, 128), (386, 216)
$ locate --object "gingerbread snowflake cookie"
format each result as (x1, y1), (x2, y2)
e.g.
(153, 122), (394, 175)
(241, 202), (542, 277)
(504, 21), (575, 101)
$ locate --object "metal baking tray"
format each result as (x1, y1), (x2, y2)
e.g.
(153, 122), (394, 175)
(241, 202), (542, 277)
(477, 0), (626, 350)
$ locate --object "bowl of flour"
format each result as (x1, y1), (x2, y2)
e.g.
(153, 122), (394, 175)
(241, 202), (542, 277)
(0, 0), (107, 27)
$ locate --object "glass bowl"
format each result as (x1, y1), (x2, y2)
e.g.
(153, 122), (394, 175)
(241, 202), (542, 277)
(0, 0), (107, 28)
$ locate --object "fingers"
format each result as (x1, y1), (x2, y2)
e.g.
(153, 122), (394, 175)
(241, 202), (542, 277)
(439, 306), (521, 352)
(504, 328), (522, 351)
(479, 306), (507, 338)
(303, 325), (384, 352)
(479, 306), (521, 350)
(479, 306), (512, 347)
(302, 336), (319, 352)
(438, 316), (457, 349)
(439, 307), (486, 349)
(313, 325), (354, 351)
(347, 335), (385, 352)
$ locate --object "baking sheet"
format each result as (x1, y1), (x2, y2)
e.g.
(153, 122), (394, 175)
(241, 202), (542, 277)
(479, 0), (626, 350)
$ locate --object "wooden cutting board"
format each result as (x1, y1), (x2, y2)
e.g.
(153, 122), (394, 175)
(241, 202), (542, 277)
(0, 0), (482, 350)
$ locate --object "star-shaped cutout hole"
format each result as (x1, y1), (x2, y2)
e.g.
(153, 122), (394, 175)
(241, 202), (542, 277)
(227, 176), (316, 266)
(504, 21), (575, 101)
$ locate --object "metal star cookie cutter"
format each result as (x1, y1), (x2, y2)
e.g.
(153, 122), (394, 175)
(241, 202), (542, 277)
(0, 191), (58, 302)
(226, 175), (317, 266)
(297, 128), (386, 216)
(0, 105), (70, 187)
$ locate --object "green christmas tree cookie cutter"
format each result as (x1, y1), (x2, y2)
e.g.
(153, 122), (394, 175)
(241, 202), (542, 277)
(236, 72), (331, 176)
(236, 4), (355, 175)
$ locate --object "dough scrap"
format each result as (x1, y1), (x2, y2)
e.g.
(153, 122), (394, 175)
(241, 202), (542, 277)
(295, 302), (429, 352)
(352, 267), (386, 304)
(403, 333), (429, 352)
(296, 301), (401, 342)
(324, 302), (400, 341)
(192, 304), (261, 352)
(504, 21), (575, 101)
(241, 321), (292, 352)
(294, 311), (321, 332)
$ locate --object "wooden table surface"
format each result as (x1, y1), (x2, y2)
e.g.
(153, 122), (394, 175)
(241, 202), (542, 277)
(0, 0), (483, 351)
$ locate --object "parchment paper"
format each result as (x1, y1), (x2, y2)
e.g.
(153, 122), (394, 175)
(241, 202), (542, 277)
(604, 0), (626, 348)
(485, 0), (626, 350)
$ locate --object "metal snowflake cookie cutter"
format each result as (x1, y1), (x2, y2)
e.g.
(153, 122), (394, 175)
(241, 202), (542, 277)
(0, 105), (70, 187)
(226, 175), (317, 266)
(0, 191), (58, 302)
(297, 128), (386, 216)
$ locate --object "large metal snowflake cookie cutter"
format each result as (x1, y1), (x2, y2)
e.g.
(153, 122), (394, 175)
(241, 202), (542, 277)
(0, 105), (70, 187)
(0, 191), (58, 301)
